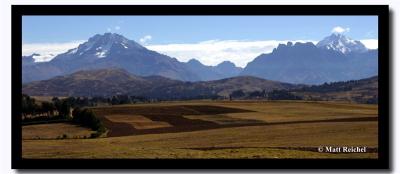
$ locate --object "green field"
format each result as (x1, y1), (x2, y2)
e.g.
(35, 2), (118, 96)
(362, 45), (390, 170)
(22, 100), (378, 159)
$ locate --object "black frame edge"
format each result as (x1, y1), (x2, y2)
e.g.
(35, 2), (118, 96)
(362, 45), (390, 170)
(11, 5), (390, 170)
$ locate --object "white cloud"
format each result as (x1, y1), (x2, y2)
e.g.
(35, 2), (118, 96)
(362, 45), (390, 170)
(107, 28), (112, 32)
(146, 39), (316, 67)
(114, 26), (121, 30)
(22, 40), (85, 62)
(22, 38), (378, 65)
(139, 35), (152, 44)
(360, 39), (378, 50)
(331, 26), (350, 34)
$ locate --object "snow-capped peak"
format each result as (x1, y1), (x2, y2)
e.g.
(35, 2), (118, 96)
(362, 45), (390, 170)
(316, 33), (368, 54)
(66, 33), (145, 58)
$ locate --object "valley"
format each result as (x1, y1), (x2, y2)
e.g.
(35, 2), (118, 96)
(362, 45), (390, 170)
(21, 31), (379, 159)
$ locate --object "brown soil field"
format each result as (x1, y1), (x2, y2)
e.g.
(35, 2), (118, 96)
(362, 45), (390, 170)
(105, 115), (172, 129)
(93, 104), (257, 137)
(22, 100), (378, 159)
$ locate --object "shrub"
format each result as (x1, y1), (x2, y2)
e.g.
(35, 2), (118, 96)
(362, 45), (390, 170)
(72, 108), (106, 137)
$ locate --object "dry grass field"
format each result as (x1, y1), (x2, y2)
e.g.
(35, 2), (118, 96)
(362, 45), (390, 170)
(22, 100), (378, 159)
(22, 123), (95, 140)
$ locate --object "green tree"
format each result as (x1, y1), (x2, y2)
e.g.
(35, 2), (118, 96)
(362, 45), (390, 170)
(41, 101), (56, 117)
(59, 100), (71, 118)
(22, 94), (37, 119)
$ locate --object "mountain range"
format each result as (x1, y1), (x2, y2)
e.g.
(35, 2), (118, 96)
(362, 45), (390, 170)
(22, 32), (377, 85)
(22, 33), (242, 83)
(186, 59), (243, 81)
(240, 34), (377, 84)
(22, 54), (37, 66)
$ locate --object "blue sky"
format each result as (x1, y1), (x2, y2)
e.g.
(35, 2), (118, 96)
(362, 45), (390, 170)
(23, 16), (377, 43)
(22, 16), (378, 67)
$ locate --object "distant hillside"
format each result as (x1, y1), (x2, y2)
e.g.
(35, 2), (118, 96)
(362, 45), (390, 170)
(220, 75), (378, 104)
(292, 76), (378, 104)
(197, 76), (294, 97)
(22, 68), (294, 99)
(22, 68), (378, 103)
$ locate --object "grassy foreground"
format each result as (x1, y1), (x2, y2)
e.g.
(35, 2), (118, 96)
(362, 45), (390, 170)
(22, 100), (378, 159)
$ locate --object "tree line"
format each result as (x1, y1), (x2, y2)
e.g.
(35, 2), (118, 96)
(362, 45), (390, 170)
(22, 94), (110, 138)
(22, 94), (71, 121)
(229, 89), (302, 100)
(294, 80), (362, 93)
(61, 95), (151, 107)
(22, 94), (152, 121)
